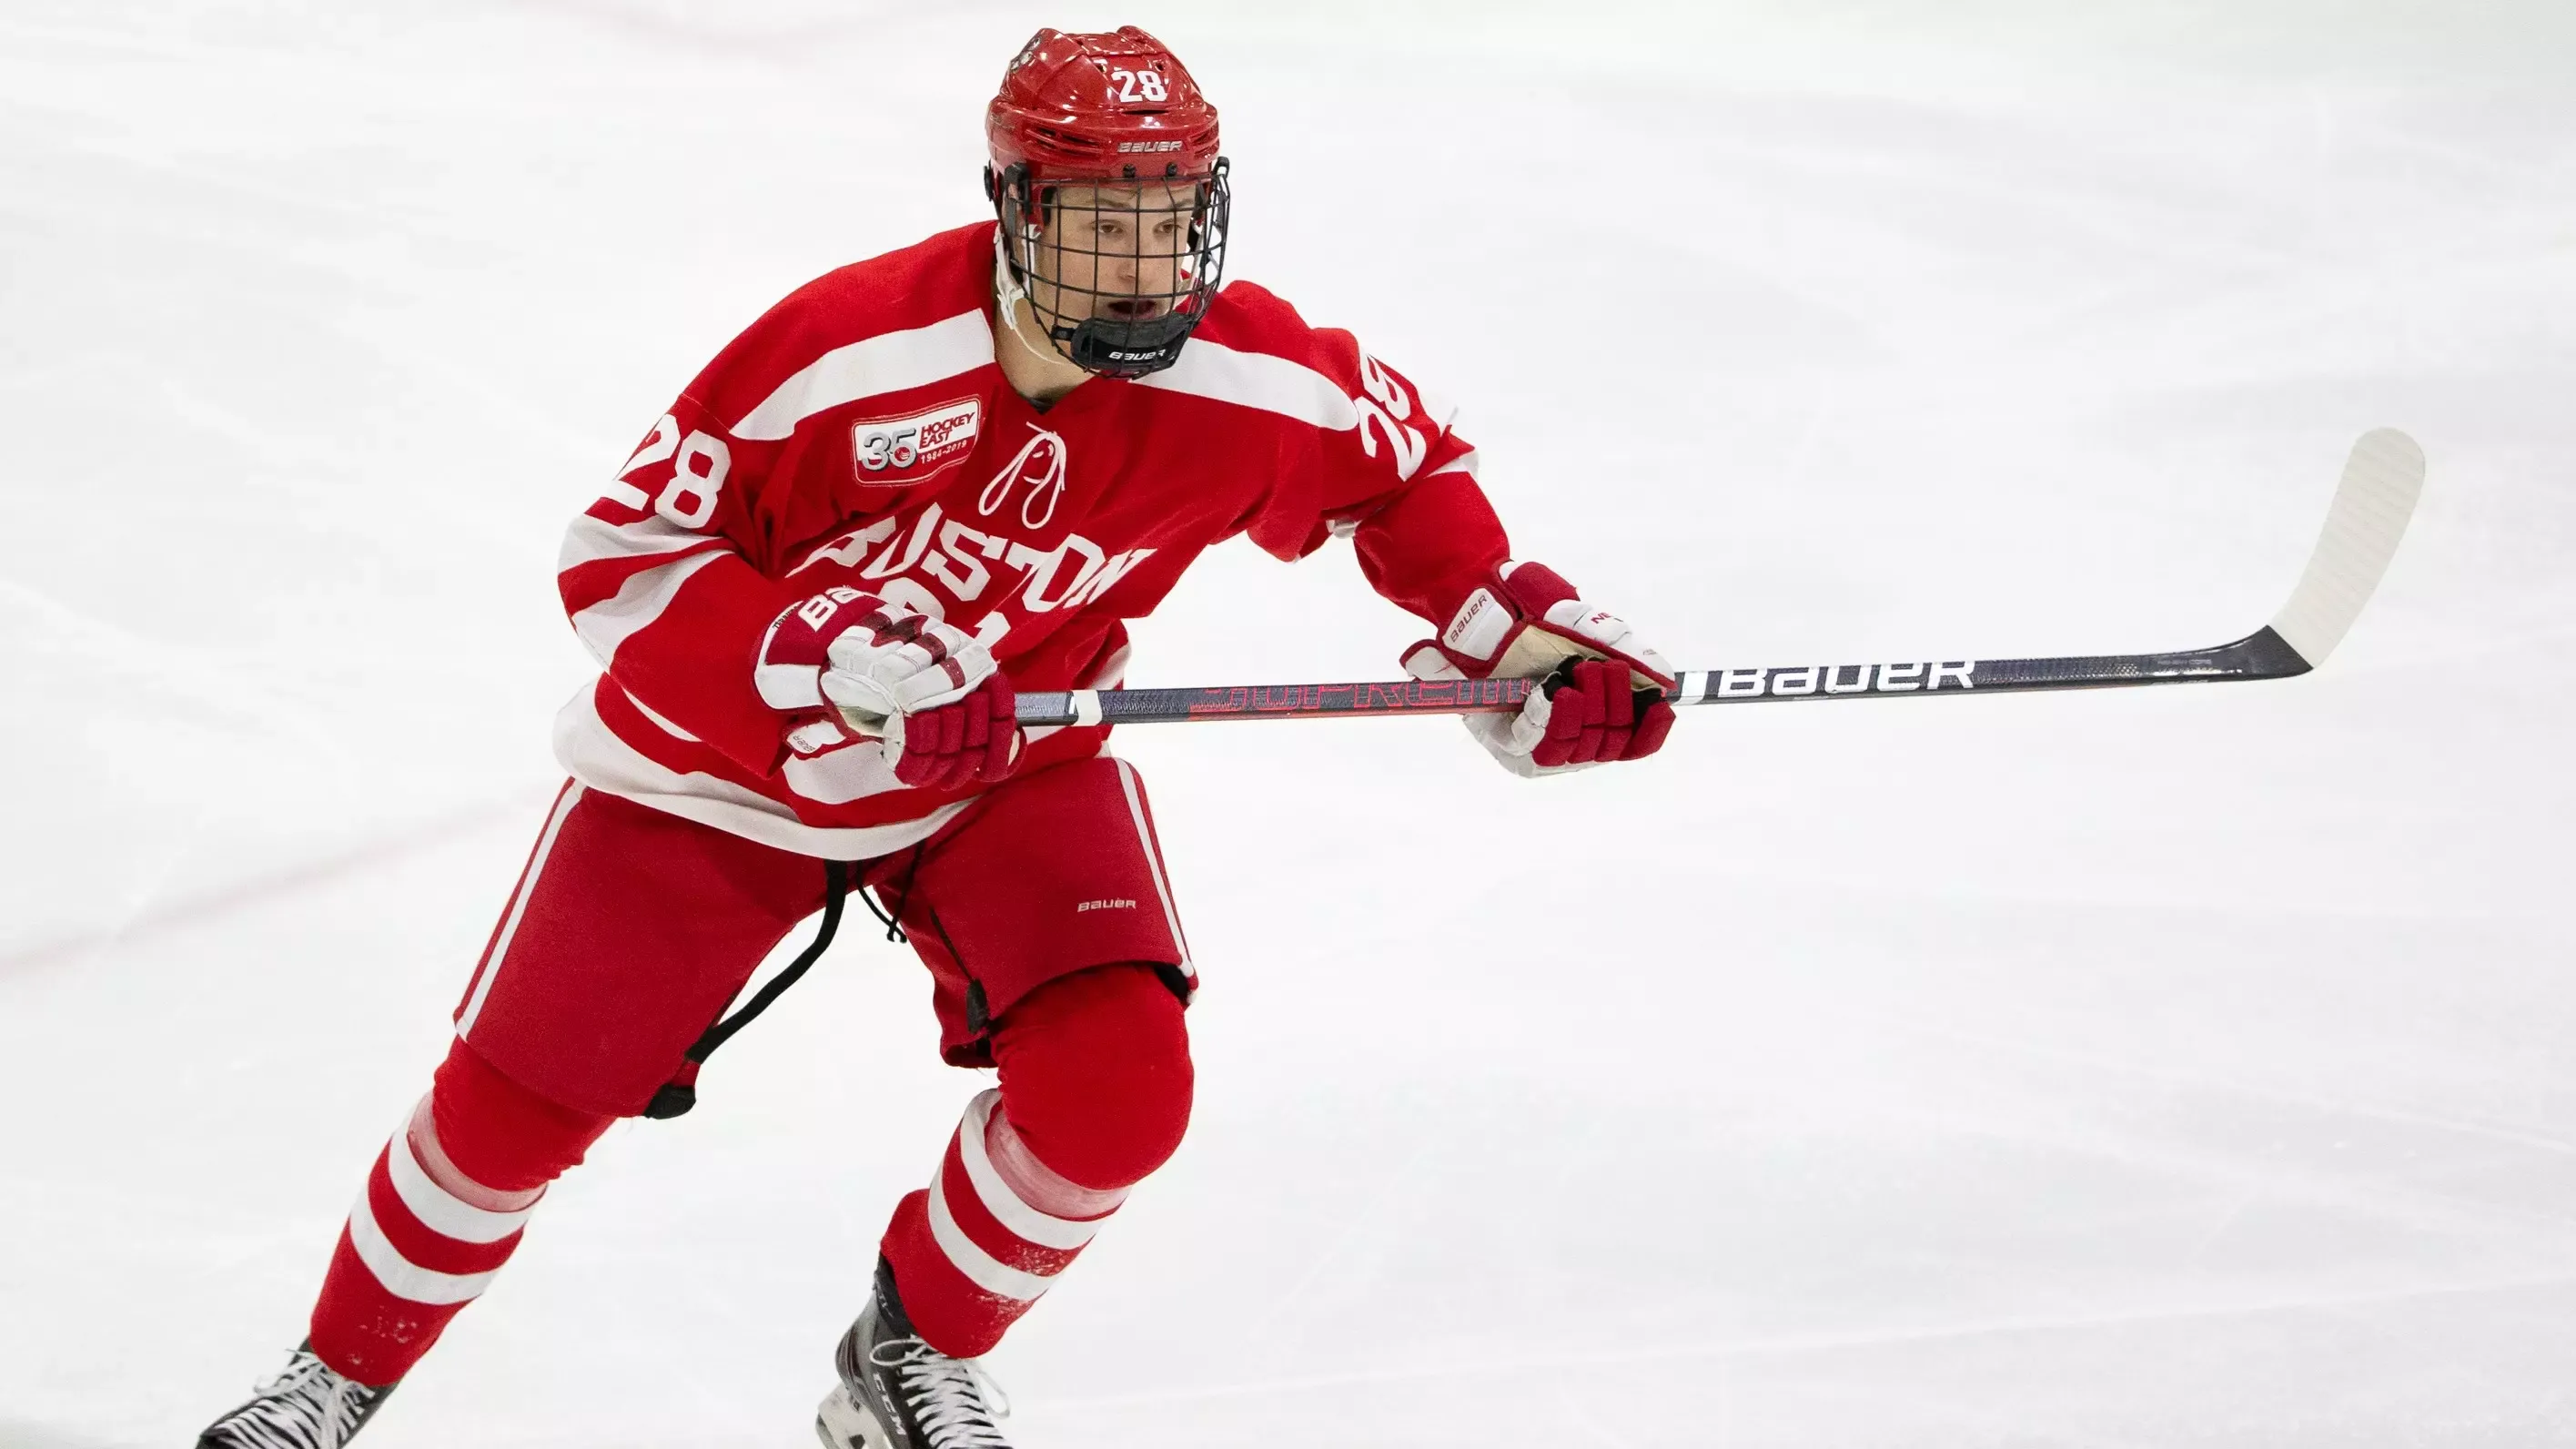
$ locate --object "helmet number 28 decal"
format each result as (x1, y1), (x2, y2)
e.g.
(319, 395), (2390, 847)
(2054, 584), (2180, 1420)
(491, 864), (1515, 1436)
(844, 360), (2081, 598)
(1106, 66), (1168, 103)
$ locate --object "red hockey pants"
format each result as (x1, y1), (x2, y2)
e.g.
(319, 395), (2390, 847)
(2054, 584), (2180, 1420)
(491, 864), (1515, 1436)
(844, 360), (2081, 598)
(307, 759), (1196, 1385)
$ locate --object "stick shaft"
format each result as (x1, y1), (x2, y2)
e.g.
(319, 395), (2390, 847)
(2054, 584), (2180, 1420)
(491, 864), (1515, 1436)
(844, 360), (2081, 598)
(1014, 627), (2310, 726)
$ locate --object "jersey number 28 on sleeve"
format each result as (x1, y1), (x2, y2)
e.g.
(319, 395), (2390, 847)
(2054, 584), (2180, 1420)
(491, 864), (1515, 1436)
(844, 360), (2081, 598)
(608, 413), (733, 529)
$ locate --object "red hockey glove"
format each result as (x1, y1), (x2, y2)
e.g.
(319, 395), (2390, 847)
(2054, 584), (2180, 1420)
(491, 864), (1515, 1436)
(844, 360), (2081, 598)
(1400, 561), (1677, 777)
(754, 587), (1022, 790)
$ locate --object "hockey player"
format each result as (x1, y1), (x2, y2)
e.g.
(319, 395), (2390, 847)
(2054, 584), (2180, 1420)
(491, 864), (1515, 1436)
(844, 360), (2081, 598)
(196, 25), (1676, 1449)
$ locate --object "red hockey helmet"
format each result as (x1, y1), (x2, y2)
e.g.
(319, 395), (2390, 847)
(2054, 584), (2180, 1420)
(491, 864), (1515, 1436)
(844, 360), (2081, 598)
(987, 25), (1222, 183)
(984, 27), (1231, 380)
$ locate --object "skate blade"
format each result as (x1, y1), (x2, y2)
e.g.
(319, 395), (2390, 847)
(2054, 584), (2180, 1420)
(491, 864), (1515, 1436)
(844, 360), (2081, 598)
(814, 1383), (890, 1449)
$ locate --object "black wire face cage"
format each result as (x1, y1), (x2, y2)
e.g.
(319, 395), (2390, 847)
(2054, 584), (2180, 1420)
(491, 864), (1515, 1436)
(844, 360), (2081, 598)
(991, 159), (1230, 380)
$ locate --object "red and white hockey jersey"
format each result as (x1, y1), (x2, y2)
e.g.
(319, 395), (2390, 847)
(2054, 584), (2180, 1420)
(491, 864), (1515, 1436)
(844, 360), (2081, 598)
(554, 222), (1509, 857)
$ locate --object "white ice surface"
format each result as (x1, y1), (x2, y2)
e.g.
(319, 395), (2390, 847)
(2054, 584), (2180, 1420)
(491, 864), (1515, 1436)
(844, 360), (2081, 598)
(4, 3), (2574, 1445)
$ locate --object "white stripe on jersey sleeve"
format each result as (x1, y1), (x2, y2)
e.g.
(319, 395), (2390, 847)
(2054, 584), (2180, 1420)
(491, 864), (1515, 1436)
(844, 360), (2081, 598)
(1086, 642), (1132, 690)
(1135, 338), (1359, 431)
(559, 511), (712, 572)
(621, 687), (702, 742)
(1411, 380), (1460, 433)
(568, 551), (725, 666)
(1426, 448), (1480, 479)
(730, 310), (994, 441)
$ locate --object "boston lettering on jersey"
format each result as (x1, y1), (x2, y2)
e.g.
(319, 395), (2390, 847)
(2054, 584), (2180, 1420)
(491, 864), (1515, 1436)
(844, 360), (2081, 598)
(789, 501), (1157, 626)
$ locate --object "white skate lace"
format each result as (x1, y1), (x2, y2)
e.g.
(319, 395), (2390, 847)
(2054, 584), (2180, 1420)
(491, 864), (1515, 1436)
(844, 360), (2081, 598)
(210, 1352), (374, 1449)
(871, 1337), (1013, 1449)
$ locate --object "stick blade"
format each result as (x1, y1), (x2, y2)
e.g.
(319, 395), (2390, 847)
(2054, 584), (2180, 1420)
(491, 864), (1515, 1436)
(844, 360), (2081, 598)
(2267, 429), (2425, 668)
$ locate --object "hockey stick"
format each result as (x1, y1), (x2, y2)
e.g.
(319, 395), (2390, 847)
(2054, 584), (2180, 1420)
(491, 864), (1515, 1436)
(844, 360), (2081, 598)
(1014, 430), (2425, 728)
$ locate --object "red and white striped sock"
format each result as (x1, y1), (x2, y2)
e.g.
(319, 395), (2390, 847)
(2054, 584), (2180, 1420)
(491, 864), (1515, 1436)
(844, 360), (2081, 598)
(882, 1089), (1130, 1358)
(306, 1097), (546, 1385)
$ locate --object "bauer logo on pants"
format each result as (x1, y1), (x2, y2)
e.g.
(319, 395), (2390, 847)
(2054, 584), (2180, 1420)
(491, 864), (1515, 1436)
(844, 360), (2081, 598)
(851, 397), (982, 487)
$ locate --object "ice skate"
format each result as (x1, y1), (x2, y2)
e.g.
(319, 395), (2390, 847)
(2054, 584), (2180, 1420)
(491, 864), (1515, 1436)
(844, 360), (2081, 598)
(815, 1260), (1013, 1449)
(196, 1343), (396, 1449)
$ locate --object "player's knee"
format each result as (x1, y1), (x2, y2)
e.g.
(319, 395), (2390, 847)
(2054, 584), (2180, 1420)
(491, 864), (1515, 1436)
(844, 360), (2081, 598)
(992, 962), (1194, 1191)
(428, 1036), (616, 1195)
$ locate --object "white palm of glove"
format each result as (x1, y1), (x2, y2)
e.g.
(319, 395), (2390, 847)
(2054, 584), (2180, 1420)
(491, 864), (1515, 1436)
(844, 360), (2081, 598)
(1401, 643), (1570, 777)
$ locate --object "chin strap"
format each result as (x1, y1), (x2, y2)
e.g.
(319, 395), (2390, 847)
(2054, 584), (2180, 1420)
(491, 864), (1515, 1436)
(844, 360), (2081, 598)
(991, 228), (1078, 369)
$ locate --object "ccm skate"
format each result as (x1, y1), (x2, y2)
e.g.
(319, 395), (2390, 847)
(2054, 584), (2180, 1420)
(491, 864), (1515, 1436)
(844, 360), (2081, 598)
(196, 1343), (396, 1449)
(816, 1260), (1013, 1449)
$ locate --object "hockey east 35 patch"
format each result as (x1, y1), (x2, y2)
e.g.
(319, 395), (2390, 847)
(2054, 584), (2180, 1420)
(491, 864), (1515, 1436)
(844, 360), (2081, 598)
(851, 395), (983, 487)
